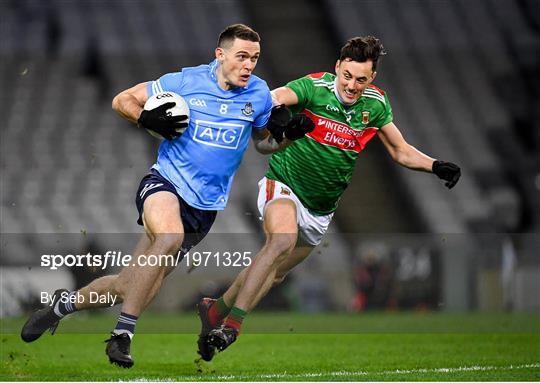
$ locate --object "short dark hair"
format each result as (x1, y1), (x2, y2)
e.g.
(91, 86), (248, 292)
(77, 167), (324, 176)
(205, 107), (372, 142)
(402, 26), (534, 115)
(339, 36), (386, 71)
(218, 24), (260, 48)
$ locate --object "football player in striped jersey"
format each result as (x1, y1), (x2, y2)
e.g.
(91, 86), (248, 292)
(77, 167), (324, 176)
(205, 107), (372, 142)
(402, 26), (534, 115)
(199, 36), (461, 358)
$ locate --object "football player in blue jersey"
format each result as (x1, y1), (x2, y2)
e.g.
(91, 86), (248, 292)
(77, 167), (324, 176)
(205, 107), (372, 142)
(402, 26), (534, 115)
(20, 23), (314, 368)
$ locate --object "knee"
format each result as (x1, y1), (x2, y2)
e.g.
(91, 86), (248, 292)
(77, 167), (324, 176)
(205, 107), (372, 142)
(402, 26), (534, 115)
(150, 232), (184, 253)
(111, 274), (127, 297)
(259, 236), (296, 271)
(265, 233), (296, 258)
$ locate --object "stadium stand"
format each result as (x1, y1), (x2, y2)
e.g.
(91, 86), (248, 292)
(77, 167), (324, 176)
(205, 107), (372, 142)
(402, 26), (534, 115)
(324, 0), (540, 233)
(1, 0), (254, 234)
(1, 0), (538, 312)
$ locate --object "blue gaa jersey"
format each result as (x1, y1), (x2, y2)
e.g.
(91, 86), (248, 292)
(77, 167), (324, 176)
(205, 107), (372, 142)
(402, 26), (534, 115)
(147, 59), (272, 210)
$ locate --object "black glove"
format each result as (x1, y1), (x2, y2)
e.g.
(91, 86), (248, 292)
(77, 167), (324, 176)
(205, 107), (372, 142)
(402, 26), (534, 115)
(284, 113), (315, 141)
(138, 102), (188, 140)
(432, 160), (461, 189)
(266, 104), (315, 143)
(266, 104), (292, 143)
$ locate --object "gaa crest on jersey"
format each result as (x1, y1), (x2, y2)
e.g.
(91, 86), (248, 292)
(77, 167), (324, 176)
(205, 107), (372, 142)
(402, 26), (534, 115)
(280, 187), (291, 196)
(361, 111), (370, 124)
(242, 102), (253, 117)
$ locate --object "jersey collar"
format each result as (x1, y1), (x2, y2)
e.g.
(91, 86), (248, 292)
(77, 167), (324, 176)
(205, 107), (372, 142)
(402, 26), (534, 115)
(209, 59), (219, 81)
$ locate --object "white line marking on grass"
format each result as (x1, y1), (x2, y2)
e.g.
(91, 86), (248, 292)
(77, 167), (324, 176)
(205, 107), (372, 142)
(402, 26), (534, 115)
(128, 362), (540, 381)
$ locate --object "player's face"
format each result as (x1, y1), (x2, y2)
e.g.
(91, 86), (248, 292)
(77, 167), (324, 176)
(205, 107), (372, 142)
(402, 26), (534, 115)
(335, 59), (376, 105)
(215, 38), (261, 90)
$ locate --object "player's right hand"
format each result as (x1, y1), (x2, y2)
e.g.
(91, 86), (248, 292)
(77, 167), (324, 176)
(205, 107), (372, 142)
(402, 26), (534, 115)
(284, 113), (315, 140)
(137, 102), (188, 140)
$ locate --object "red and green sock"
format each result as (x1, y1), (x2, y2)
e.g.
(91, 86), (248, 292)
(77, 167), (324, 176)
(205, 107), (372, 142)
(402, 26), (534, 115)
(223, 306), (247, 334)
(208, 297), (231, 328)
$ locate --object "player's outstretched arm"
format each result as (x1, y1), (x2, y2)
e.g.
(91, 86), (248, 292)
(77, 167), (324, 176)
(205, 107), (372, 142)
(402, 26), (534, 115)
(271, 86), (299, 107)
(378, 122), (434, 171)
(378, 122), (461, 189)
(251, 88), (294, 154)
(112, 82), (149, 123)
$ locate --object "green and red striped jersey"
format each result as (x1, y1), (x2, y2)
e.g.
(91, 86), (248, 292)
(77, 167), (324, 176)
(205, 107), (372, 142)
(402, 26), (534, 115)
(266, 72), (393, 215)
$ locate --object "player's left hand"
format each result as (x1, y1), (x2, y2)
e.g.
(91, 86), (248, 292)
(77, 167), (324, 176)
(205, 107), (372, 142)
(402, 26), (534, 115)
(284, 114), (315, 141)
(432, 160), (461, 189)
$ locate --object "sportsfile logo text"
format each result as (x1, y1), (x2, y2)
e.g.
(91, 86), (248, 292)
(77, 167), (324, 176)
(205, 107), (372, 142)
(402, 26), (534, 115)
(40, 250), (252, 270)
(40, 251), (182, 270)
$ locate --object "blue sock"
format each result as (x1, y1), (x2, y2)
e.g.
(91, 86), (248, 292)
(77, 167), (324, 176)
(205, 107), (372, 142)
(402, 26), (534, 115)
(53, 291), (79, 318)
(113, 312), (138, 338)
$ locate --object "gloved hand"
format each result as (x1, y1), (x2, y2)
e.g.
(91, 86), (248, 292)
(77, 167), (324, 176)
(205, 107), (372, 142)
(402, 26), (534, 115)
(266, 105), (314, 143)
(138, 102), (188, 140)
(284, 113), (315, 140)
(432, 160), (461, 189)
(266, 104), (292, 143)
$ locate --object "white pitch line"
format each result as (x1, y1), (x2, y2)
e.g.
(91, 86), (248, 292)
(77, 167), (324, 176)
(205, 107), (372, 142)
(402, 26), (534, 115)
(128, 362), (540, 381)
(210, 363), (540, 380)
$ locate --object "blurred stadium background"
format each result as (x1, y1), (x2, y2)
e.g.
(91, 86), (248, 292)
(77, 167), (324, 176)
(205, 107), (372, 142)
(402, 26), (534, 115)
(1, 0), (539, 318)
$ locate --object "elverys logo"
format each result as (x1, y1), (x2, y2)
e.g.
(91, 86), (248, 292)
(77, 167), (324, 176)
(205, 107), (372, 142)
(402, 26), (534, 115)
(304, 109), (377, 153)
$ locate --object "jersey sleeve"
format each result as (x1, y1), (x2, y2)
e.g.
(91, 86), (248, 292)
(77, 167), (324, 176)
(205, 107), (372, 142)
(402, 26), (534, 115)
(371, 92), (393, 128)
(253, 91), (273, 129)
(285, 75), (315, 113)
(146, 71), (185, 97)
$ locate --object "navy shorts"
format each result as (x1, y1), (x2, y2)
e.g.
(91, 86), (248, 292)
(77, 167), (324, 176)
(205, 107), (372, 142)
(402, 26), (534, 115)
(135, 169), (217, 254)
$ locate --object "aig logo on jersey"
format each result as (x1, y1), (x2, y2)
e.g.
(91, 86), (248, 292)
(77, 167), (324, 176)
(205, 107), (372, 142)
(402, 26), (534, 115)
(193, 120), (244, 150)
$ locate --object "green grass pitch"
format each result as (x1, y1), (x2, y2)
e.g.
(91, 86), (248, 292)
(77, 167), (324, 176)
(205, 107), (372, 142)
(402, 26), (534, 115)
(1, 312), (539, 381)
